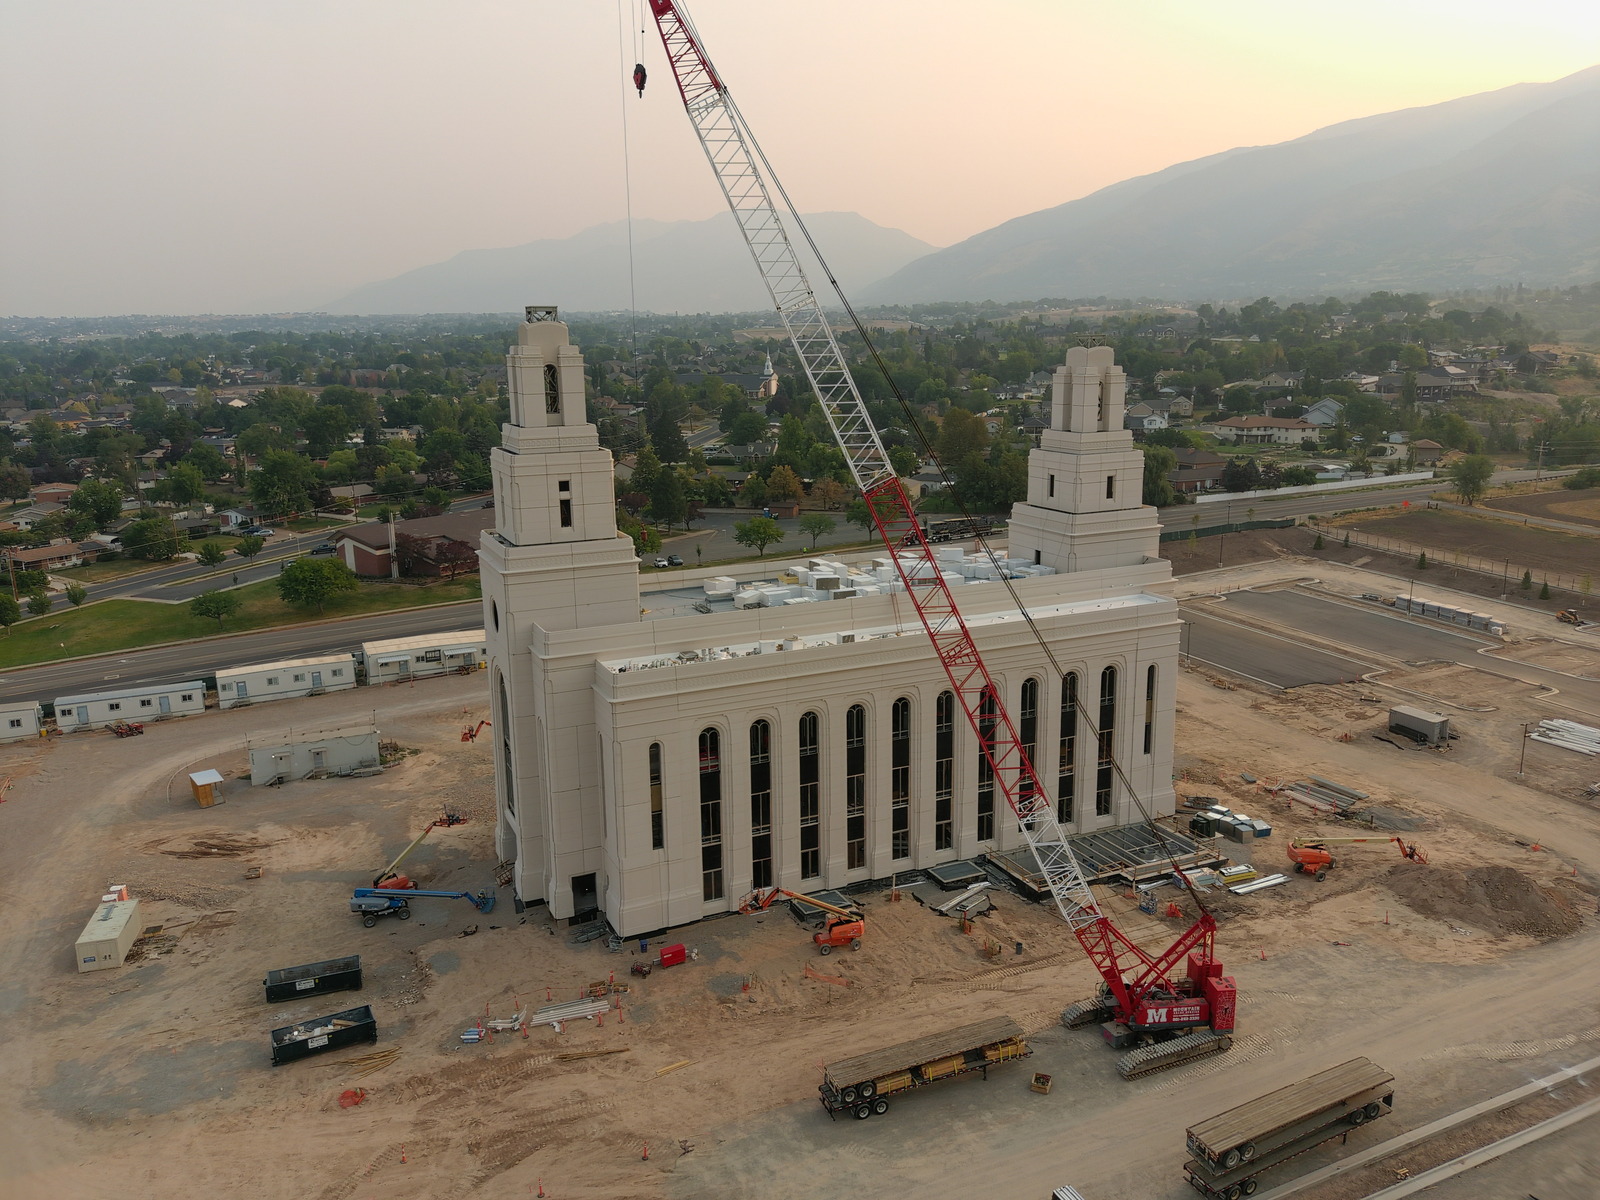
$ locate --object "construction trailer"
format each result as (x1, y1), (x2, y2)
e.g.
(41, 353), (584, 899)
(52, 681), (206, 731)
(0, 701), (43, 743)
(75, 898), (142, 973)
(215, 653), (358, 709)
(360, 629), (485, 684)
(247, 724), (380, 786)
(1388, 705), (1450, 746)
(1182, 1057), (1394, 1197)
(818, 1016), (1030, 1121)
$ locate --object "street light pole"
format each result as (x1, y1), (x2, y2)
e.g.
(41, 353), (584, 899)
(1519, 721), (1530, 777)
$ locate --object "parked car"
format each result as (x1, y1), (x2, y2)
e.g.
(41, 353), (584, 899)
(666, 554), (684, 567)
(652, 557), (670, 568)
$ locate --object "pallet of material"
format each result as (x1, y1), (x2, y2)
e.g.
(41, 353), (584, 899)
(824, 1016), (1023, 1088)
(1188, 1057), (1393, 1161)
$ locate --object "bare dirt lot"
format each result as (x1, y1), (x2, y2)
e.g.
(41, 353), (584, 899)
(1340, 505), (1600, 582)
(5, 618), (1600, 1200)
(1484, 488), (1600, 531)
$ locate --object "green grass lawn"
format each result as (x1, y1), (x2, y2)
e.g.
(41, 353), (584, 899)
(54, 557), (159, 583)
(0, 577), (481, 669)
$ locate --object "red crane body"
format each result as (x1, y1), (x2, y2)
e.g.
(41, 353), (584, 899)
(644, 0), (1233, 1073)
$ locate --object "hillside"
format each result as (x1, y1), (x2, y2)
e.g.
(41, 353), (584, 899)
(327, 212), (936, 315)
(866, 65), (1600, 304)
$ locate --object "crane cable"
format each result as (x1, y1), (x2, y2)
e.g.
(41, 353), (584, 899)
(616, 0), (641, 380)
(731, 101), (1207, 912)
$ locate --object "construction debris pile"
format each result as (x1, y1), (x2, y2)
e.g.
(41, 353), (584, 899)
(1383, 863), (1587, 939)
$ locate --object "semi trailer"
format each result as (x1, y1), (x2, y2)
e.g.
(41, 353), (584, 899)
(819, 1015), (1030, 1121)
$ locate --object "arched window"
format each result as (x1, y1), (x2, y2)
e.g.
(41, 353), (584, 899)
(1019, 678), (1040, 804)
(976, 689), (997, 842)
(1144, 664), (1157, 755)
(934, 691), (955, 850)
(799, 712), (821, 879)
(890, 698), (911, 860)
(1096, 667), (1117, 817)
(648, 742), (664, 850)
(543, 362), (560, 414)
(749, 721), (772, 888)
(496, 673), (515, 817)
(846, 705), (867, 869)
(1058, 673), (1078, 824)
(699, 728), (723, 900)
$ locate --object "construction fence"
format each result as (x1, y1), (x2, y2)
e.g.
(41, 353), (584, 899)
(1320, 525), (1593, 600)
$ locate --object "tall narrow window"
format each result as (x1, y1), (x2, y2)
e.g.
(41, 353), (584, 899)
(648, 742), (664, 850)
(1096, 667), (1117, 818)
(749, 721), (773, 888)
(891, 697), (911, 860)
(497, 674), (515, 816)
(845, 704), (867, 870)
(934, 691), (954, 850)
(699, 728), (723, 901)
(1048, 474), (1055, 497)
(1058, 673), (1078, 824)
(543, 362), (560, 414)
(976, 690), (997, 842)
(1106, 474), (1116, 500)
(1019, 678), (1039, 806)
(799, 712), (821, 879)
(558, 479), (572, 528)
(1144, 665), (1157, 756)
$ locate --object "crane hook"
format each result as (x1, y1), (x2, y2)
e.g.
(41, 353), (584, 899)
(633, 62), (648, 97)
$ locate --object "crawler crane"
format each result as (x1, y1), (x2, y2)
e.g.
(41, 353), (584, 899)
(646, 1), (1236, 1078)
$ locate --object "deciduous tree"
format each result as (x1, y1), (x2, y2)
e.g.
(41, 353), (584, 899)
(1447, 454), (1495, 506)
(732, 516), (785, 557)
(190, 588), (242, 628)
(276, 557), (358, 613)
(798, 512), (836, 549)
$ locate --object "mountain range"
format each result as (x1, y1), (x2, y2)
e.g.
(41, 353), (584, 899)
(867, 64), (1600, 303)
(325, 212), (935, 315)
(330, 64), (1599, 314)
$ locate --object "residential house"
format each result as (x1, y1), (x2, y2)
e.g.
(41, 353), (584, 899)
(906, 470), (948, 498)
(1302, 397), (1346, 427)
(1123, 403), (1168, 432)
(1377, 370), (1473, 400)
(9, 502), (64, 530)
(1204, 416), (1321, 445)
(1410, 439), (1445, 464)
(336, 508), (496, 577)
(218, 506), (263, 529)
(2, 539), (92, 571)
(1262, 370), (1305, 391)
(29, 482), (77, 506)
(1166, 448), (1227, 494)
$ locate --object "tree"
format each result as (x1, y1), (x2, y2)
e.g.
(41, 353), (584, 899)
(1540, 580), (1551, 600)
(648, 469), (688, 530)
(234, 535), (266, 561)
(182, 442), (230, 482)
(1312, 533), (1325, 550)
(26, 592), (51, 616)
(123, 515), (181, 561)
(799, 512), (836, 549)
(0, 595), (19, 635)
(766, 465), (804, 502)
(887, 445), (921, 478)
(69, 477), (126, 527)
(1447, 454), (1495, 506)
(0, 462), (30, 500)
(732, 516), (785, 557)
(277, 557), (358, 613)
(190, 588), (242, 628)
(739, 473), (768, 509)
(1521, 569), (1533, 591)
(65, 583), (88, 607)
(1220, 457), (1262, 493)
(630, 445), (662, 495)
(1141, 445), (1178, 507)
(162, 462), (207, 506)
(197, 541), (227, 567)
(1281, 465), (1319, 487)
(250, 449), (319, 516)
(811, 478), (848, 510)
(844, 498), (874, 533)
(1416, 552), (1428, 569)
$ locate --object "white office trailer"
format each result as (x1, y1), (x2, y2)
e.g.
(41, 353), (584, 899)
(215, 653), (359, 709)
(360, 630), (486, 684)
(75, 898), (142, 972)
(0, 702), (43, 743)
(248, 725), (382, 786)
(53, 682), (207, 731)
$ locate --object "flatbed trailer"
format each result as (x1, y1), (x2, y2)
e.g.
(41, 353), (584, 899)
(819, 1015), (1029, 1121)
(1182, 1057), (1394, 1198)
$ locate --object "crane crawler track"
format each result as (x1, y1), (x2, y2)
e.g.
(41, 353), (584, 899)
(1118, 1031), (1233, 1079)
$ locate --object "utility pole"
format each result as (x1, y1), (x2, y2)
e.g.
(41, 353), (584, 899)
(1519, 721), (1530, 777)
(1535, 440), (1547, 481)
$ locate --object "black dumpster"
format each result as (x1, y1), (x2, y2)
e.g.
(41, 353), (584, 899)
(263, 955), (363, 1003)
(269, 1005), (377, 1066)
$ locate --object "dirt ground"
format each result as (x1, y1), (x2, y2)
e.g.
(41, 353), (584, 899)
(6, 605), (1600, 1200)
(1339, 505), (1600, 581)
(1484, 488), (1600, 531)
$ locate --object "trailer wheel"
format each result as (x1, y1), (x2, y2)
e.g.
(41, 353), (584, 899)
(1364, 1102), (1382, 1119)
(819, 943), (832, 956)
(1239, 1141), (1257, 1161)
(362, 914), (377, 928)
(1348, 1107), (1368, 1125)
(397, 907), (411, 921)
(1221, 1149), (1241, 1170)
(1241, 1179), (1258, 1195)
(840, 1086), (858, 1105)
(872, 1098), (889, 1116)
(853, 1104), (871, 1120)
(858, 1081), (876, 1099)
(1224, 1185), (1242, 1200)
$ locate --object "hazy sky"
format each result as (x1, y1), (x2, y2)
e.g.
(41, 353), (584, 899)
(3, 0), (1597, 317)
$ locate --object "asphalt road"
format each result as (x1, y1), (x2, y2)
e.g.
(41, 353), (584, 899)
(0, 600), (482, 706)
(1178, 606), (1376, 688)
